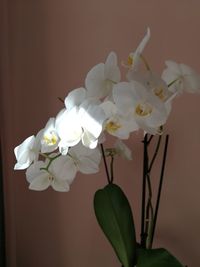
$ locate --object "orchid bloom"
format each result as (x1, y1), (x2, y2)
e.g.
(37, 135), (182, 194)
(125, 27), (150, 70)
(41, 118), (59, 153)
(162, 60), (200, 94)
(101, 101), (138, 139)
(56, 88), (106, 151)
(127, 70), (175, 115)
(26, 155), (76, 192)
(113, 81), (168, 134)
(85, 52), (121, 99)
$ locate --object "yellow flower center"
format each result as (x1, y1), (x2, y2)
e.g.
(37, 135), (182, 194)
(43, 133), (58, 146)
(153, 86), (165, 101)
(135, 103), (152, 117)
(127, 55), (133, 66)
(105, 121), (121, 133)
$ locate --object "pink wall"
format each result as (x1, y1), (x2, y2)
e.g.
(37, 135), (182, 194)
(1, 0), (200, 266)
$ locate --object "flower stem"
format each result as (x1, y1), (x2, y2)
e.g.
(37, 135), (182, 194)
(100, 144), (111, 184)
(40, 153), (61, 172)
(167, 78), (179, 88)
(110, 155), (114, 183)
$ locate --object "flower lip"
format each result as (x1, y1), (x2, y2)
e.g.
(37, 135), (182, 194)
(135, 102), (153, 117)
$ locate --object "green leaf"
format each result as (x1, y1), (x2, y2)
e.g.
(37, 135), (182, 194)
(94, 183), (136, 267)
(137, 247), (184, 267)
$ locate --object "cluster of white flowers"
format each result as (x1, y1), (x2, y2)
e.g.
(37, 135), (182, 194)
(14, 28), (200, 192)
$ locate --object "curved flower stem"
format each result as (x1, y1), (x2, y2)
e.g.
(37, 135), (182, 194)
(110, 155), (114, 184)
(58, 97), (64, 103)
(100, 144), (111, 184)
(150, 135), (169, 247)
(39, 152), (50, 159)
(40, 153), (62, 172)
(167, 78), (180, 88)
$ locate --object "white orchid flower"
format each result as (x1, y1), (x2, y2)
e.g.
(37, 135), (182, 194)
(14, 130), (43, 170)
(56, 107), (82, 153)
(127, 71), (172, 101)
(56, 88), (107, 151)
(26, 155), (77, 192)
(162, 60), (200, 94)
(114, 140), (132, 160)
(127, 70), (175, 115)
(85, 52), (121, 99)
(41, 118), (60, 153)
(101, 101), (138, 139)
(113, 81), (168, 135)
(125, 28), (150, 70)
(68, 142), (101, 174)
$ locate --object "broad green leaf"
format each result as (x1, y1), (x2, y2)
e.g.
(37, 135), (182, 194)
(137, 247), (184, 267)
(94, 183), (136, 267)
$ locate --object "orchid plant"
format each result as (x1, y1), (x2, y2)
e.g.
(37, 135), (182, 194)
(14, 28), (200, 267)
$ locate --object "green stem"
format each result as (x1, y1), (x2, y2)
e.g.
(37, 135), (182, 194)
(40, 153), (61, 171)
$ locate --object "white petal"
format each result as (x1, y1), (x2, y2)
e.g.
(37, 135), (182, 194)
(14, 135), (36, 170)
(70, 142), (93, 157)
(135, 27), (150, 56)
(77, 148), (101, 174)
(113, 82), (138, 115)
(184, 74), (200, 92)
(51, 179), (70, 192)
(29, 175), (50, 191)
(100, 101), (117, 118)
(50, 156), (77, 184)
(85, 63), (105, 98)
(56, 107), (82, 147)
(80, 104), (106, 138)
(165, 60), (181, 74)
(130, 27), (151, 69)
(26, 161), (46, 183)
(81, 130), (98, 149)
(64, 87), (86, 110)
(105, 51), (121, 83)
(114, 140), (132, 160)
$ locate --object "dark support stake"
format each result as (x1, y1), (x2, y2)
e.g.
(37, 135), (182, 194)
(150, 135), (169, 247)
(140, 134), (148, 248)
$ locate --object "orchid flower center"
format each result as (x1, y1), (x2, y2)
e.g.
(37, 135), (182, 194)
(43, 133), (58, 146)
(127, 55), (133, 66)
(153, 86), (166, 101)
(135, 103), (153, 117)
(105, 121), (121, 133)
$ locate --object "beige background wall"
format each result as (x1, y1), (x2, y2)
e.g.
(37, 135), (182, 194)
(1, 0), (200, 266)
